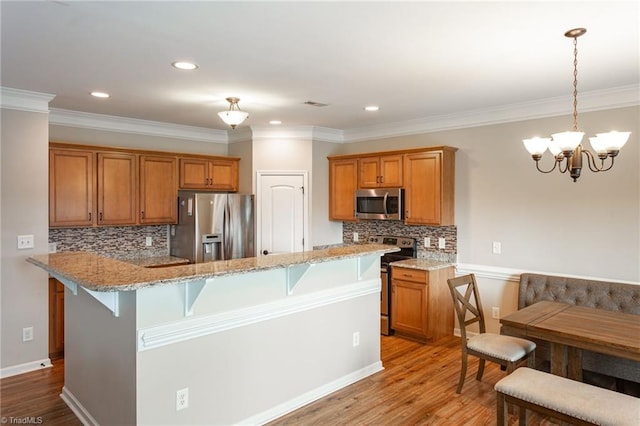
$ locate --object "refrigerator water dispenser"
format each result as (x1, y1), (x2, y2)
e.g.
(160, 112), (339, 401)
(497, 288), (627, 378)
(202, 234), (222, 262)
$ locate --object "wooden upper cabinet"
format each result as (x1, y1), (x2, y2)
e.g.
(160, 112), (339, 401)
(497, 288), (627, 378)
(179, 157), (238, 191)
(358, 155), (403, 188)
(329, 158), (358, 221)
(49, 149), (96, 227)
(97, 152), (138, 226)
(140, 155), (177, 224)
(404, 149), (456, 225)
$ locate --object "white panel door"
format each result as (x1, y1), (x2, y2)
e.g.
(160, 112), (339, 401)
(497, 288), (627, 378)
(258, 173), (305, 255)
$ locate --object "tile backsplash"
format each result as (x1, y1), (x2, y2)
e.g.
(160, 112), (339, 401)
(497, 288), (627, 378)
(49, 225), (169, 259)
(343, 221), (456, 262)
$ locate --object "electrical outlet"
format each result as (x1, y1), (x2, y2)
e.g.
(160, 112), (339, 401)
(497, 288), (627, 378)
(438, 238), (446, 249)
(145, 236), (153, 247)
(352, 331), (360, 347)
(492, 241), (502, 254)
(176, 388), (189, 411)
(353, 232), (359, 242)
(23, 327), (34, 342)
(48, 242), (57, 253)
(17, 235), (34, 250)
(492, 307), (500, 319)
(424, 237), (431, 248)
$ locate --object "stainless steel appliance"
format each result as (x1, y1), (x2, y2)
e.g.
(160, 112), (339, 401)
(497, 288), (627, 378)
(369, 235), (417, 335)
(170, 191), (255, 263)
(355, 188), (404, 220)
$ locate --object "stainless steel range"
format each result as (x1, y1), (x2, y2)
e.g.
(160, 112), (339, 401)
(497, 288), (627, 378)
(368, 235), (417, 335)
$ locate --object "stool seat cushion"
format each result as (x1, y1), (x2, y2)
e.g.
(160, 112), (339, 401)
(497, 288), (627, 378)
(467, 333), (536, 362)
(495, 367), (640, 426)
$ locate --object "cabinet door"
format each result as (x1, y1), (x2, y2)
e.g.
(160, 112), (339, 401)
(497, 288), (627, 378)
(49, 149), (95, 227)
(179, 158), (210, 189)
(404, 152), (442, 225)
(358, 157), (381, 188)
(391, 279), (428, 337)
(140, 155), (177, 224)
(97, 152), (138, 225)
(379, 155), (403, 187)
(329, 158), (358, 221)
(210, 159), (238, 191)
(48, 278), (64, 358)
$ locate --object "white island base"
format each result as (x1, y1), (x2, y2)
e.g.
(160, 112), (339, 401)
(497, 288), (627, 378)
(58, 253), (383, 425)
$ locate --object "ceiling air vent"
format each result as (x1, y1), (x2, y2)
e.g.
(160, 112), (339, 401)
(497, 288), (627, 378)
(303, 101), (329, 107)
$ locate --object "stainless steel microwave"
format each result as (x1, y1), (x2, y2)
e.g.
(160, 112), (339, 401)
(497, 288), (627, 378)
(354, 188), (404, 220)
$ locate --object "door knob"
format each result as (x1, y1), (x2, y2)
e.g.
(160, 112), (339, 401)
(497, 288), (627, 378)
(262, 250), (269, 255)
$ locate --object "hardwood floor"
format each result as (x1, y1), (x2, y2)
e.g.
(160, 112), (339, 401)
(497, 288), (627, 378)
(0, 336), (558, 425)
(0, 357), (81, 426)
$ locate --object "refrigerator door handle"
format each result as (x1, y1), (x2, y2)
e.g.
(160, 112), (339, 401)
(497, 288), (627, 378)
(223, 202), (231, 259)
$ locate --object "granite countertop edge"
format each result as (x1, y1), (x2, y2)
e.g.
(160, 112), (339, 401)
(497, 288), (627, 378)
(27, 244), (399, 292)
(389, 258), (455, 271)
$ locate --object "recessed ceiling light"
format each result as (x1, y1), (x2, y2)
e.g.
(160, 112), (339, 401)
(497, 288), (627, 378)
(364, 105), (379, 112)
(172, 61), (198, 70)
(269, 120), (282, 125)
(90, 91), (110, 98)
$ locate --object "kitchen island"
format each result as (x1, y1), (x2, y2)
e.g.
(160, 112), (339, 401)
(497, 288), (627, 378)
(27, 244), (396, 425)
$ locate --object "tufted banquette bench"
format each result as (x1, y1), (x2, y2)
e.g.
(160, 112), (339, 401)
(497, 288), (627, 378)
(514, 273), (640, 391)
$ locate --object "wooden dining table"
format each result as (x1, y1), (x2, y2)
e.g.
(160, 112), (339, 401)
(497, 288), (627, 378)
(500, 301), (640, 381)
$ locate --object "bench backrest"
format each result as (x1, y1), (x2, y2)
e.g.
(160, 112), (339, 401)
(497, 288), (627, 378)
(519, 273), (640, 315)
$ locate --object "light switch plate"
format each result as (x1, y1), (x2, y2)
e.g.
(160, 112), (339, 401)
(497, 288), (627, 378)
(438, 238), (446, 249)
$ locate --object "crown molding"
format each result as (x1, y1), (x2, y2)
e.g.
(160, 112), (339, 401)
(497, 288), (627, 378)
(49, 108), (228, 144)
(4, 85), (637, 144)
(0, 87), (55, 113)
(247, 125), (343, 143)
(343, 85), (640, 143)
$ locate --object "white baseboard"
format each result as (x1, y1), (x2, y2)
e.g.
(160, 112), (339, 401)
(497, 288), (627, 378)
(0, 358), (51, 379)
(240, 361), (384, 425)
(61, 386), (99, 426)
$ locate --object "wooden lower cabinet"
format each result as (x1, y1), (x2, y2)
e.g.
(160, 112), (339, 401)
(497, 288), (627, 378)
(391, 265), (454, 343)
(48, 278), (64, 358)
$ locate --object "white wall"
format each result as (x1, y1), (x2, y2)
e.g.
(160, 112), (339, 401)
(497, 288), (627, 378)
(1, 107), (50, 374)
(50, 125), (229, 156)
(312, 140), (343, 246)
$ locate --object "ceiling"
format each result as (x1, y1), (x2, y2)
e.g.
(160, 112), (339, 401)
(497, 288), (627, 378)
(1, 1), (638, 137)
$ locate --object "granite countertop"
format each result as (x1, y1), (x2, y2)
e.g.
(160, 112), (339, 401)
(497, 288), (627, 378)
(27, 244), (399, 292)
(390, 258), (454, 271)
(120, 255), (190, 268)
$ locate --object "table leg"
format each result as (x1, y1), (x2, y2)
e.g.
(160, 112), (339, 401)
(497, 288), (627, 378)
(567, 347), (582, 381)
(549, 342), (567, 377)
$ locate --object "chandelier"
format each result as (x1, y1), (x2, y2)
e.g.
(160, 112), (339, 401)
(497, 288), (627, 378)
(217, 97), (249, 129)
(522, 28), (630, 182)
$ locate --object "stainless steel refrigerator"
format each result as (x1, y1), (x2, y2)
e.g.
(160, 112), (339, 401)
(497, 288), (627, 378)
(170, 191), (255, 263)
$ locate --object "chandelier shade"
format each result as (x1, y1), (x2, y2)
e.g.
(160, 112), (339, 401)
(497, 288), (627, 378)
(522, 28), (631, 182)
(218, 97), (248, 129)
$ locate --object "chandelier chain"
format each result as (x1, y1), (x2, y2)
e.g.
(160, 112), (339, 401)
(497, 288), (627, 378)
(572, 36), (579, 131)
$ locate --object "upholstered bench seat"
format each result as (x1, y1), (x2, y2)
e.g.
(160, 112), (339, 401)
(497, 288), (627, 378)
(495, 367), (640, 426)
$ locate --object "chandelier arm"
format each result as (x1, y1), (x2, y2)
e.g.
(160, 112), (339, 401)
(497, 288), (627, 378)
(534, 159), (559, 174)
(557, 158), (569, 174)
(583, 149), (615, 172)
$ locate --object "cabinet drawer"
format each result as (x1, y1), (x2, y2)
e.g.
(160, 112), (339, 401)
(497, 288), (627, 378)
(392, 267), (427, 283)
